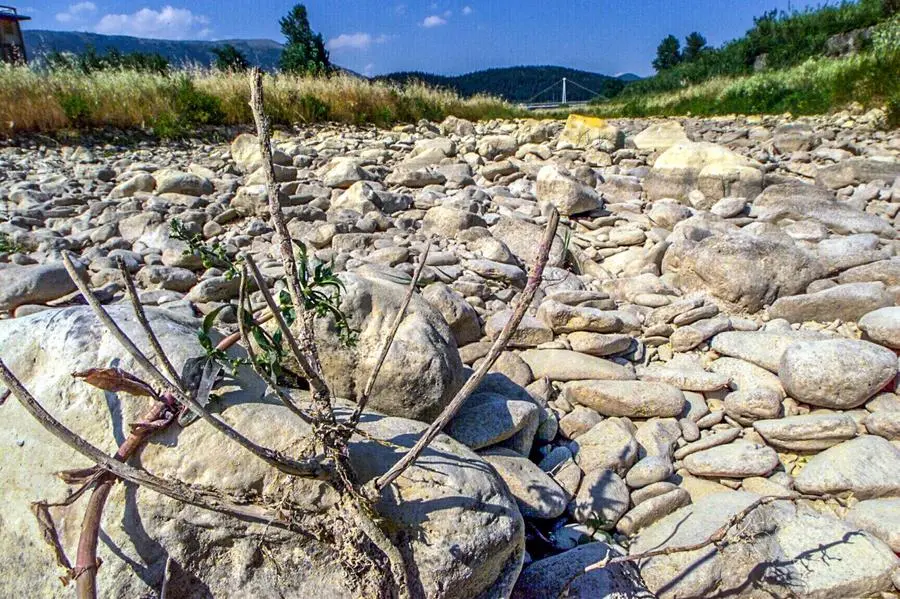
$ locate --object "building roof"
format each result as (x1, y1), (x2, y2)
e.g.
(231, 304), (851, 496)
(0, 6), (30, 21)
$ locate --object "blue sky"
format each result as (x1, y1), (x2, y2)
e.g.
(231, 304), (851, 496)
(22, 1), (823, 76)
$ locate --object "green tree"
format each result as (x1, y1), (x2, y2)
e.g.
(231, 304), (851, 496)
(212, 44), (250, 71)
(683, 32), (708, 62)
(652, 34), (682, 72)
(278, 4), (331, 75)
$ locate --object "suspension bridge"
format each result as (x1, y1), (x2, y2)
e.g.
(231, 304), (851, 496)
(520, 77), (605, 110)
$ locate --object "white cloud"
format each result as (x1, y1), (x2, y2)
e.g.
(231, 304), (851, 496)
(94, 6), (211, 39)
(363, 63), (375, 77)
(462, 6), (473, 15)
(327, 32), (389, 51)
(422, 15), (447, 28)
(56, 1), (96, 24)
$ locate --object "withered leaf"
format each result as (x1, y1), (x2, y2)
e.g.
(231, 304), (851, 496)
(72, 368), (156, 398)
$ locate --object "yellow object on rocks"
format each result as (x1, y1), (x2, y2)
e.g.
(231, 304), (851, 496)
(559, 114), (624, 149)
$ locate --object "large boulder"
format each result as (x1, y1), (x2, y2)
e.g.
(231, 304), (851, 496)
(536, 164), (603, 216)
(0, 306), (525, 599)
(230, 133), (291, 174)
(778, 338), (897, 409)
(558, 114), (624, 149)
(632, 121), (689, 151)
(489, 216), (566, 268)
(767, 281), (894, 323)
(644, 142), (762, 202)
(511, 543), (653, 599)
(815, 157), (900, 189)
(751, 181), (896, 238)
(153, 168), (213, 196)
(300, 272), (464, 422)
(631, 491), (899, 599)
(0, 262), (78, 312)
(662, 218), (823, 312)
(794, 435), (900, 498)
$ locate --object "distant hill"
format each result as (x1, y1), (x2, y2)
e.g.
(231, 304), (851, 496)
(376, 66), (635, 103)
(616, 73), (642, 82)
(22, 29), (284, 69)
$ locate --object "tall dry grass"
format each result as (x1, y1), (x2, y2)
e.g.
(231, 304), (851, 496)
(0, 66), (521, 135)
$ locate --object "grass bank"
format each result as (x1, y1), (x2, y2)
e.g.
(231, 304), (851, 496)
(0, 68), (522, 136)
(562, 42), (900, 125)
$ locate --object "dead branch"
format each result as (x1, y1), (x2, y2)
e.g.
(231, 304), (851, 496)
(116, 258), (186, 394)
(238, 263), (314, 426)
(61, 252), (322, 478)
(248, 67), (331, 414)
(346, 242), (431, 434)
(0, 357), (284, 526)
(372, 208), (560, 493)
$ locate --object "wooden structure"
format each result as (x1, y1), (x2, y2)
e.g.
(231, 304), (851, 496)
(0, 5), (29, 64)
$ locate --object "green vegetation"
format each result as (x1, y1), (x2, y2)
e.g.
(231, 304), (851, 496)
(653, 35), (683, 72)
(46, 45), (169, 74)
(211, 44), (250, 72)
(0, 233), (25, 254)
(577, 0), (900, 123)
(582, 38), (900, 119)
(279, 4), (331, 75)
(631, 0), (890, 96)
(170, 218), (357, 376)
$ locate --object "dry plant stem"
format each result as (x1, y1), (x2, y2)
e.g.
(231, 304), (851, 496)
(249, 68), (330, 405)
(0, 358), (283, 527)
(346, 241), (431, 433)
(75, 401), (170, 599)
(373, 209), (560, 492)
(116, 258), (186, 394)
(218, 311), (274, 352)
(238, 264), (314, 426)
(61, 252), (320, 477)
(343, 498), (411, 599)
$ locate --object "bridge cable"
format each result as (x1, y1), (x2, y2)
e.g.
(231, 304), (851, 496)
(524, 78), (565, 105)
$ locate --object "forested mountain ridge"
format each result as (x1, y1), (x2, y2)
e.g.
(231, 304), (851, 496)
(377, 66), (638, 102)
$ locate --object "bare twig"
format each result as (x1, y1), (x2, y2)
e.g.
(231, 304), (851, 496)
(346, 242), (431, 434)
(0, 357), (283, 526)
(372, 208), (560, 492)
(159, 556), (173, 599)
(61, 252), (321, 478)
(238, 264), (314, 426)
(116, 258), (186, 394)
(558, 492), (836, 597)
(249, 68), (330, 408)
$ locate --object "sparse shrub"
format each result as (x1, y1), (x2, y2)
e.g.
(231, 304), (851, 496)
(297, 93), (329, 122)
(57, 91), (91, 126)
(887, 92), (900, 128)
(171, 76), (225, 126)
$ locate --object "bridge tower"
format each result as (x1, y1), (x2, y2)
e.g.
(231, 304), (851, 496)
(561, 77), (567, 104)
